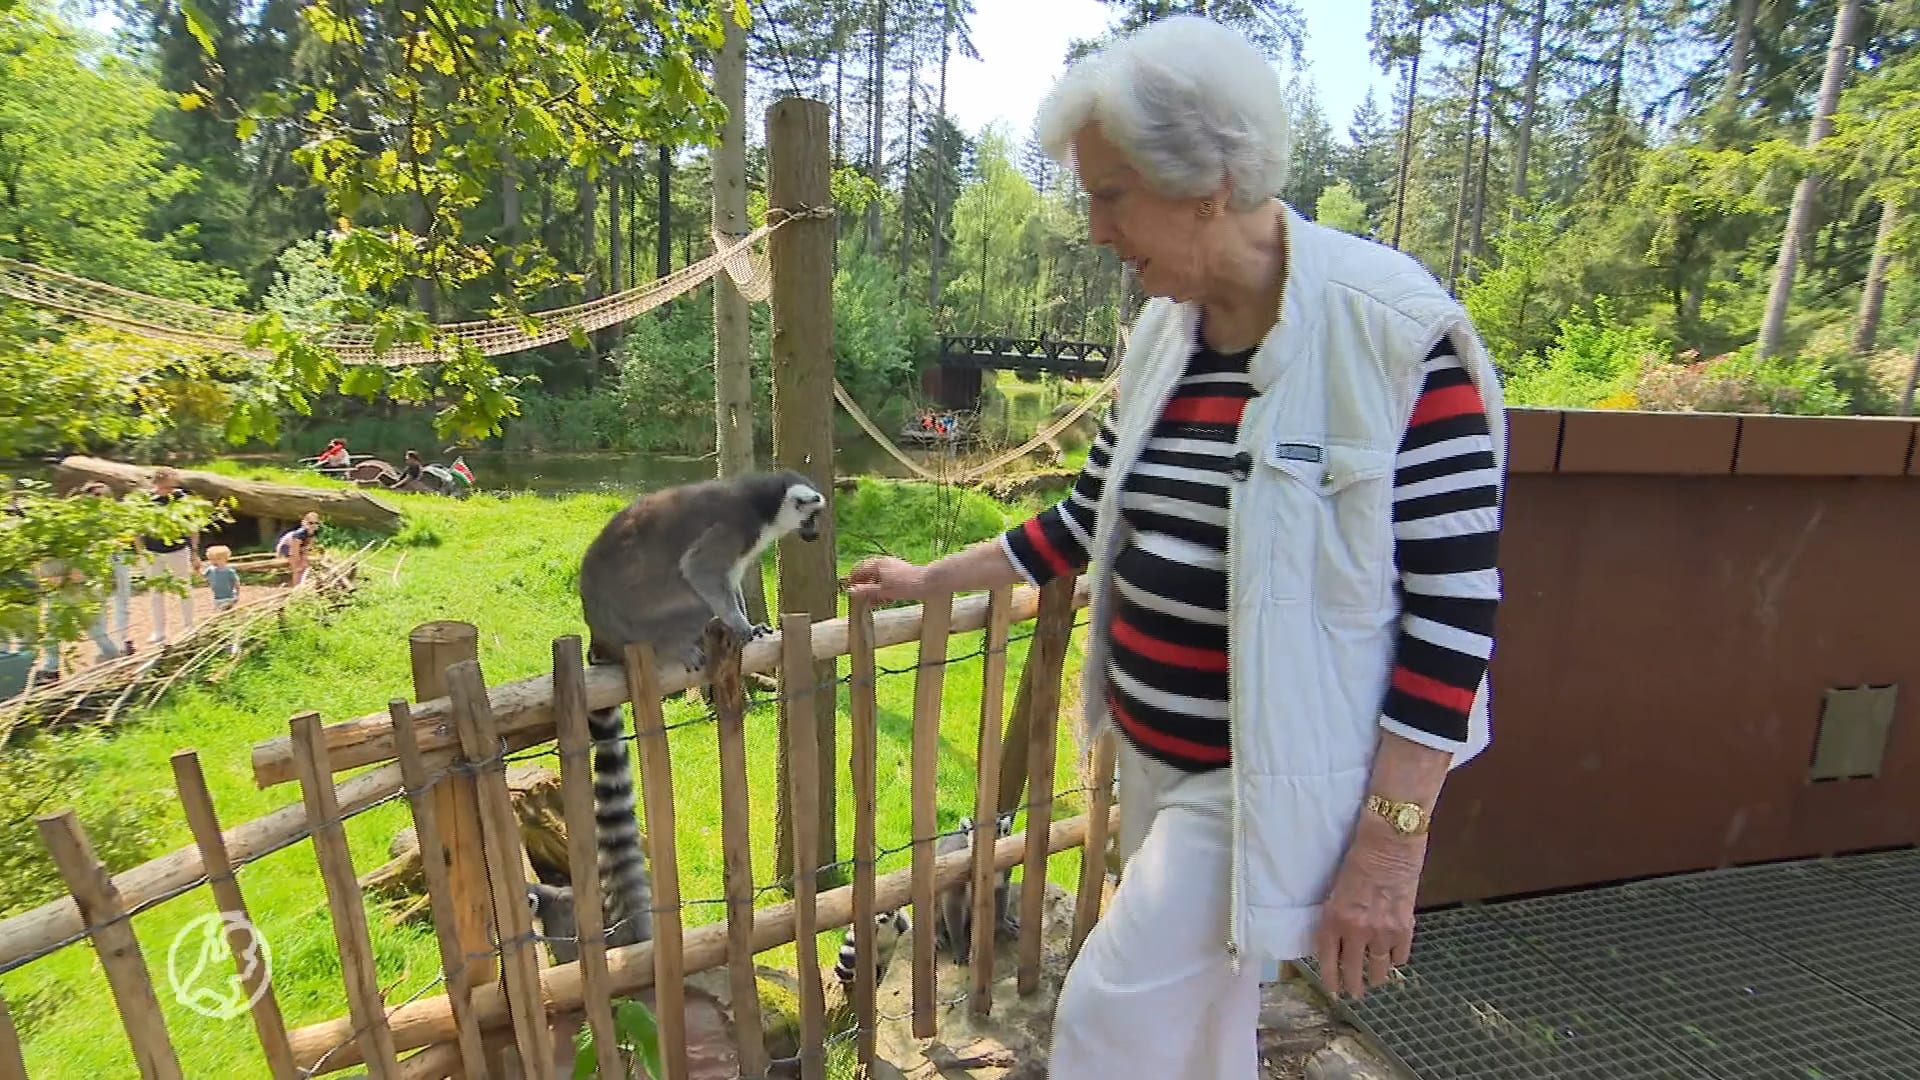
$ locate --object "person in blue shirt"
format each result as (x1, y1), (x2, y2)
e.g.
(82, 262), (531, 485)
(201, 545), (241, 611)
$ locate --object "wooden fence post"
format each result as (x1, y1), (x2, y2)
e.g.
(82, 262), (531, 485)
(624, 644), (689, 1080)
(767, 94), (839, 885)
(0, 997), (26, 1080)
(1071, 732), (1120, 964)
(390, 700), (494, 1080)
(705, 621), (770, 1076)
(908, 592), (952, 1039)
(780, 613), (827, 1080)
(846, 595), (880, 1067)
(34, 812), (182, 1080)
(407, 622), (493, 1012)
(168, 751), (297, 1079)
(1015, 575), (1077, 995)
(290, 713), (400, 1079)
(444, 662), (554, 1080)
(548, 640), (622, 1080)
(969, 586), (1014, 1017)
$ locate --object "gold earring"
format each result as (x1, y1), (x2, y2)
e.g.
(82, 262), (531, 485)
(1198, 199), (1217, 219)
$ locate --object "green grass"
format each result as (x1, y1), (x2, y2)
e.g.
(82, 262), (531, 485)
(0, 475), (1090, 1077)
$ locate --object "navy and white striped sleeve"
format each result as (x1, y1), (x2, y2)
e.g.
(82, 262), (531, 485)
(997, 405), (1117, 586)
(1380, 344), (1503, 751)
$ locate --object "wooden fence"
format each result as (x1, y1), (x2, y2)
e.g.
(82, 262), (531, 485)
(0, 576), (1111, 1079)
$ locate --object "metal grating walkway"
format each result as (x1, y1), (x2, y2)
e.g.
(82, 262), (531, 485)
(1302, 848), (1920, 1080)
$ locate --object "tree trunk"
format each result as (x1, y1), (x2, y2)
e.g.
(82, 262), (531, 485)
(501, 153), (521, 244)
(1390, 19), (1425, 250)
(1757, 0), (1862, 360)
(898, 32), (919, 276)
(607, 171), (623, 298)
(711, 11), (764, 625)
(55, 456), (403, 532)
(1900, 339), (1920, 416)
(578, 170), (599, 300)
(1511, 0), (1547, 209)
(1470, 9), (1503, 267)
(1720, 0), (1757, 118)
(1854, 199), (1898, 356)
(1448, 4), (1491, 290)
(656, 145), (673, 280)
(865, 0), (889, 253)
(929, 2), (953, 313)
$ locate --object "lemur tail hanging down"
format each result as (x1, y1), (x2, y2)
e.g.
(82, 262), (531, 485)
(527, 705), (653, 963)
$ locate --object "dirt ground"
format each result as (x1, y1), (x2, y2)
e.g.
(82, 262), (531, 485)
(35, 578), (290, 678)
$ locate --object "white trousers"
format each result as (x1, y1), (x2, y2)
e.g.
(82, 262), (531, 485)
(144, 548), (196, 641)
(1049, 742), (1263, 1080)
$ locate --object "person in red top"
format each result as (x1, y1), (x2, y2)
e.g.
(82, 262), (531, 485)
(315, 439), (351, 470)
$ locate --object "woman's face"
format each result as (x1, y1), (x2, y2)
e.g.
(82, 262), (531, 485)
(1072, 123), (1215, 303)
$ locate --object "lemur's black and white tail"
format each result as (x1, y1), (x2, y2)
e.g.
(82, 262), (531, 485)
(834, 909), (910, 987)
(588, 705), (654, 946)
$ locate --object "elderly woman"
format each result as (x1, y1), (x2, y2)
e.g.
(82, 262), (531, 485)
(848, 16), (1506, 1080)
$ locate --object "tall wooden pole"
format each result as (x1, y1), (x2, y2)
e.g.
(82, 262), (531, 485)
(713, 8), (766, 627)
(768, 96), (840, 883)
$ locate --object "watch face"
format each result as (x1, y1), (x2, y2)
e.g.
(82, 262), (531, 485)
(1395, 805), (1422, 833)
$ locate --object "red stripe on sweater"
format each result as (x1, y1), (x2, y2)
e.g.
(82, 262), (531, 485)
(1109, 693), (1230, 765)
(1390, 665), (1478, 714)
(1110, 614), (1229, 672)
(1160, 394), (1251, 425)
(1407, 381), (1485, 429)
(1021, 516), (1072, 579)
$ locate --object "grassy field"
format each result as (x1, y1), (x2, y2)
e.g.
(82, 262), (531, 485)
(0, 471), (1089, 1077)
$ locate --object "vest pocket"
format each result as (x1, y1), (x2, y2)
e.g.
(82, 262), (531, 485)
(1315, 445), (1395, 616)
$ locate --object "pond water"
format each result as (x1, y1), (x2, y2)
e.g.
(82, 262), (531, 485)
(2, 434), (920, 498)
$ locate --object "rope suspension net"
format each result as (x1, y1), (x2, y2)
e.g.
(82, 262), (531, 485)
(0, 208), (827, 367)
(3, 201), (1119, 483)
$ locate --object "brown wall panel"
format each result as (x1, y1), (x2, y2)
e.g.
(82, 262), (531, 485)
(1420, 472), (1920, 907)
(1557, 409), (1740, 474)
(1735, 415), (1916, 477)
(1504, 408), (1562, 473)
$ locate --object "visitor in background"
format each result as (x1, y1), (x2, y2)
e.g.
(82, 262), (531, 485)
(315, 438), (351, 471)
(202, 545), (240, 612)
(78, 482), (135, 656)
(139, 467), (199, 644)
(275, 511), (322, 587)
(384, 449), (424, 488)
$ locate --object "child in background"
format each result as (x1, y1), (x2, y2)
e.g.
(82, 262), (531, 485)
(275, 512), (322, 587)
(202, 546), (240, 611)
(202, 545), (241, 657)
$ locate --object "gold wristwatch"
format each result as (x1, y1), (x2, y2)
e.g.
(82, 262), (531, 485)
(1365, 794), (1432, 837)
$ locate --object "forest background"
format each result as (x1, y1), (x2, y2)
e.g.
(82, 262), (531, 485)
(4, 0), (1919, 463)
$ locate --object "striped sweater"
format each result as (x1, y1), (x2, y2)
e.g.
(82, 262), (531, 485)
(1000, 334), (1501, 773)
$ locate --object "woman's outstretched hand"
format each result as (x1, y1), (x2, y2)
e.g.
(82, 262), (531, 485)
(846, 555), (930, 603)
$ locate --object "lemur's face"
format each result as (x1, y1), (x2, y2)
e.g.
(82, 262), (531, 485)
(780, 482), (826, 542)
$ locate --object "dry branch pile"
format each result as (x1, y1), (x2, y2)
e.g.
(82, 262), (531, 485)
(0, 543), (378, 739)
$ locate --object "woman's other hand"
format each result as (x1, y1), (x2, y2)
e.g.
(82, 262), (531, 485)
(1313, 820), (1427, 1001)
(846, 555), (929, 603)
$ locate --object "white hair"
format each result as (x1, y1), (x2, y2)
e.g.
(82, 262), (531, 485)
(1035, 15), (1292, 213)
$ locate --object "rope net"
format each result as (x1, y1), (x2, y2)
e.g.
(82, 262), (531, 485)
(0, 210), (821, 368)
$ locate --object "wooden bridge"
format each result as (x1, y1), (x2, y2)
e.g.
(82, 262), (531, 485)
(937, 334), (1115, 378)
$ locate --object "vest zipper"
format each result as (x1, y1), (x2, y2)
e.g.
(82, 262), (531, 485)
(1223, 431), (1245, 977)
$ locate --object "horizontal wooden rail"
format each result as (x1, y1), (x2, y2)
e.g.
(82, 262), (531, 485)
(251, 582), (1089, 789)
(287, 808), (1112, 1074)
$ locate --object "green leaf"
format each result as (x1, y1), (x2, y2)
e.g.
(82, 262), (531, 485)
(177, 91), (205, 111)
(613, 999), (663, 1080)
(567, 324), (589, 349)
(177, 0), (219, 56)
(236, 115), (258, 142)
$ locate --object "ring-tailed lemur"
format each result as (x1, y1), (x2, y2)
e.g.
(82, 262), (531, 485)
(527, 704), (653, 965)
(578, 470), (827, 675)
(832, 908), (910, 987)
(933, 812), (1020, 964)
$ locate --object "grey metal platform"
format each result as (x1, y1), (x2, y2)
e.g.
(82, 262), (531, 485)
(1302, 848), (1920, 1079)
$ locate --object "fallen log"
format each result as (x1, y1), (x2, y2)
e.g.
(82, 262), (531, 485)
(54, 455), (403, 533)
